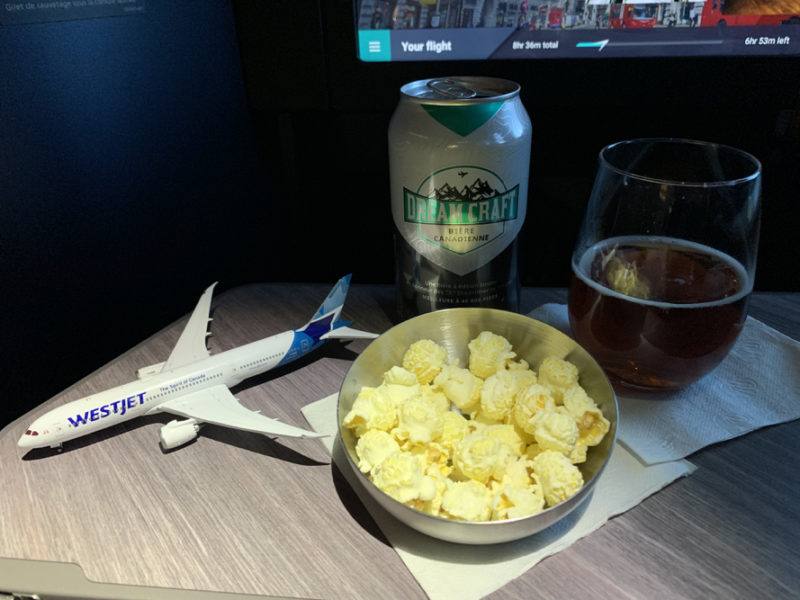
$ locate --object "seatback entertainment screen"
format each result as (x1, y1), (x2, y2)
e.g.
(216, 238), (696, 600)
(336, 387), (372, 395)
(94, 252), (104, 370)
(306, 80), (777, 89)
(356, 0), (800, 60)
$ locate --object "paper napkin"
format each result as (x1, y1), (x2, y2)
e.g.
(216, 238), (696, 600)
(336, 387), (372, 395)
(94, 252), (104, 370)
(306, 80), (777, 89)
(528, 304), (800, 465)
(302, 394), (694, 600)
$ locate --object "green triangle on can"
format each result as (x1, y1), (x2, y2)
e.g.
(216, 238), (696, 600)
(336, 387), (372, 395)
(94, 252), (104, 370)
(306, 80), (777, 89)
(422, 101), (504, 137)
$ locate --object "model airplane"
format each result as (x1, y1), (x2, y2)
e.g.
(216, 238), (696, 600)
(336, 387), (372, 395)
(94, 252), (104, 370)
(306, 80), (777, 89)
(18, 275), (377, 452)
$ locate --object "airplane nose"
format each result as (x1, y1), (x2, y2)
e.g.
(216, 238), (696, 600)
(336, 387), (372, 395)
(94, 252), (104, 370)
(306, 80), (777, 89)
(18, 429), (40, 448)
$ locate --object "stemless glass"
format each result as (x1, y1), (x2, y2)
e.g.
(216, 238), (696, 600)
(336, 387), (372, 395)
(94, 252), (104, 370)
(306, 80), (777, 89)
(568, 138), (762, 390)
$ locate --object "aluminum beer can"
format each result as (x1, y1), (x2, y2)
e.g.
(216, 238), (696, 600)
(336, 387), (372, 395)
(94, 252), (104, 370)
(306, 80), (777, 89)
(389, 77), (532, 319)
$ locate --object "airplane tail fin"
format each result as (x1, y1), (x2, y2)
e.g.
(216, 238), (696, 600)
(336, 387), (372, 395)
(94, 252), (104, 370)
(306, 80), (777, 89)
(299, 275), (378, 342)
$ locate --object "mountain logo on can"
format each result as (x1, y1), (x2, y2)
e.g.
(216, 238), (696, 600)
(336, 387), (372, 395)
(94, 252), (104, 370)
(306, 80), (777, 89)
(402, 165), (519, 255)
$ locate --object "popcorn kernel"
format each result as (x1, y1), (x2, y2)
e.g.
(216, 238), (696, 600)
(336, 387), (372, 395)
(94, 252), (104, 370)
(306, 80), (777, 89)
(532, 450), (584, 507)
(371, 452), (436, 505)
(356, 429), (401, 474)
(402, 339), (448, 384)
(442, 480), (492, 522)
(468, 331), (516, 379)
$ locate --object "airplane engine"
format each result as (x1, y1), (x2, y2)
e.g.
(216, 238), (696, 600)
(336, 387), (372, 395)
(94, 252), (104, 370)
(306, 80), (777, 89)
(159, 419), (200, 450)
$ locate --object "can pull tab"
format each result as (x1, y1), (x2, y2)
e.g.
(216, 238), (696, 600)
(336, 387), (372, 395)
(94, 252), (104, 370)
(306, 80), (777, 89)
(427, 79), (478, 99)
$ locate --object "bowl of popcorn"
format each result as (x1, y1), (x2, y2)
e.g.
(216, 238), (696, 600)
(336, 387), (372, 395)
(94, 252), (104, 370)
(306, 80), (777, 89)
(337, 308), (617, 545)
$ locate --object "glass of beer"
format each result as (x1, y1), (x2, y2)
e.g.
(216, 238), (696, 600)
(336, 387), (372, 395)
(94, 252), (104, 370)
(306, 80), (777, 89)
(568, 138), (761, 390)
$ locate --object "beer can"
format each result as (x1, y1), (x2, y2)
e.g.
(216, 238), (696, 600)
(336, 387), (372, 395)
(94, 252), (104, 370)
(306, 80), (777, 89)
(389, 77), (532, 319)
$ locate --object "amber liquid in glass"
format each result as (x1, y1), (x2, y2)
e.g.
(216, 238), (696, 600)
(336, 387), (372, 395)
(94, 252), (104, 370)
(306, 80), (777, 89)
(568, 236), (749, 389)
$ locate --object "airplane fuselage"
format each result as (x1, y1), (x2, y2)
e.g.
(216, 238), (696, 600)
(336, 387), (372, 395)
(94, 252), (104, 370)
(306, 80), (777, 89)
(19, 328), (320, 449)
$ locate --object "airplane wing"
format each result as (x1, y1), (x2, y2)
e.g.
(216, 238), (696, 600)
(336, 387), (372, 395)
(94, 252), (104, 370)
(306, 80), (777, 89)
(162, 283), (217, 371)
(158, 385), (325, 439)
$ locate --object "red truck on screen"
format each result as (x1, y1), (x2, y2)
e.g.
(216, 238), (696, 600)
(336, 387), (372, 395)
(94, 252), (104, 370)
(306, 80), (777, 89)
(609, 3), (658, 28)
(548, 6), (564, 27)
(701, 0), (800, 26)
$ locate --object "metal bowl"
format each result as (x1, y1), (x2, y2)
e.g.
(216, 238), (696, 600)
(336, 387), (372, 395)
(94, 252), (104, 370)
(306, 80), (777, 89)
(337, 308), (617, 545)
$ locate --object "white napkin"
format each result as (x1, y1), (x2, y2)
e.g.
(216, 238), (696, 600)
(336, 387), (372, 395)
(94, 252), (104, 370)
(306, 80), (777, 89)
(528, 304), (800, 465)
(302, 394), (694, 600)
